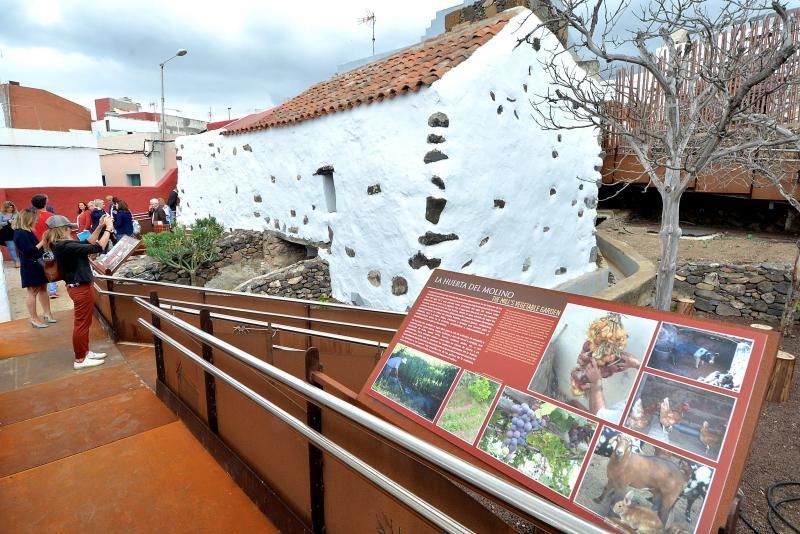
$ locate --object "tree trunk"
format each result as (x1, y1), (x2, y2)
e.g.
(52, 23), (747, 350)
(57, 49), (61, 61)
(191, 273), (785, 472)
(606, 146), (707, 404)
(780, 240), (800, 337)
(654, 191), (683, 311)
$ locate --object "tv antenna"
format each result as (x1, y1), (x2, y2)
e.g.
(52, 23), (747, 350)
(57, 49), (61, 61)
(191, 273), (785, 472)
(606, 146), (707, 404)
(358, 9), (376, 56)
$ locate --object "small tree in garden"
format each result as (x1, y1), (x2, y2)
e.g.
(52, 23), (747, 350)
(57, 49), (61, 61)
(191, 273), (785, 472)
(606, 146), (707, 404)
(522, 0), (799, 310)
(142, 217), (224, 286)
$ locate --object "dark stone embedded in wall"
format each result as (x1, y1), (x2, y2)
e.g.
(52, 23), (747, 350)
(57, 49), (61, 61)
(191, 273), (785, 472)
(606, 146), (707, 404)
(558, 134), (562, 142)
(265, 216), (270, 223)
(424, 150), (449, 164)
(462, 259), (473, 268)
(254, 194), (262, 203)
(513, 110), (519, 119)
(543, 226), (550, 232)
(392, 276), (408, 295)
(190, 165), (194, 171)
(571, 199), (577, 206)
(314, 165), (335, 175)
(427, 133), (445, 144)
(211, 152), (216, 158)
(590, 246), (598, 263)
(494, 199), (506, 209)
(409, 252), (441, 270)
(523, 83), (527, 92)
(253, 212), (260, 218)
(579, 183), (584, 190)
(550, 187), (556, 196)
(367, 184), (382, 195)
(274, 219), (280, 229)
(288, 226), (298, 234)
(271, 175), (276, 183)
(523, 258), (531, 272)
(479, 237), (489, 247)
(281, 223), (286, 232)
(489, 91), (496, 101)
(428, 112), (449, 128)
(425, 197), (447, 224)
(297, 175), (302, 181)
(235, 185), (238, 194)
(180, 144), (184, 149)
(327, 225), (334, 242)
(532, 37), (541, 51)
(345, 246), (355, 257)
(311, 205), (316, 210)
(217, 147), (221, 153)
(594, 164), (602, 171)
(555, 267), (567, 275)
(506, 97), (516, 102)
(208, 142), (215, 147)
(585, 196), (598, 209)
(233, 147), (237, 156)
(418, 232), (459, 246)
(431, 176), (446, 190)
(552, 150), (559, 158)
(243, 144), (252, 152)
(199, 164), (202, 169)
(368, 270), (381, 287)
(290, 209), (296, 217)
(303, 215), (309, 225)
(497, 105), (503, 114)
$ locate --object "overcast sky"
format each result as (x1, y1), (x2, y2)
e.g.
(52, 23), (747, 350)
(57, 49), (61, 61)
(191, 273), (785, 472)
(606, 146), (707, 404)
(1, 0), (798, 123)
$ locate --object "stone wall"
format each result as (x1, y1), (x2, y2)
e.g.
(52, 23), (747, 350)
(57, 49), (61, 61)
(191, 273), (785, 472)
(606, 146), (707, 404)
(674, 262), (794, 322)
(117, 230), (306, 285)
(236, 257), (332, 300)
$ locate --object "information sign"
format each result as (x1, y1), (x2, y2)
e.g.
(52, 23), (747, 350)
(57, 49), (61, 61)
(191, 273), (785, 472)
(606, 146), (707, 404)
(361, 269), (778, 533)
(94, 235), (141, 274)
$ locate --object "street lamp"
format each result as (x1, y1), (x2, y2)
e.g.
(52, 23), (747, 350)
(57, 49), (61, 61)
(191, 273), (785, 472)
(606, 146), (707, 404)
(159, 48), (188, 142)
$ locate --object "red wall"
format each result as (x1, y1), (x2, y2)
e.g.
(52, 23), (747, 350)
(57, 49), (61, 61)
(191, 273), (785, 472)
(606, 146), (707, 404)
(1, 169), (177, 259)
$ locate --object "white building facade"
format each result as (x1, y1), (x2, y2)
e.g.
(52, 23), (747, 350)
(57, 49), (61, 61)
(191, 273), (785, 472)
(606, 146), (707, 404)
(177, 7), (603, 311)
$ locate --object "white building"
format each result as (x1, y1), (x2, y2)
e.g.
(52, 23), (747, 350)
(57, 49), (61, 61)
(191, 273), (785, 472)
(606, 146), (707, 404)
(177, 7), (602, 311)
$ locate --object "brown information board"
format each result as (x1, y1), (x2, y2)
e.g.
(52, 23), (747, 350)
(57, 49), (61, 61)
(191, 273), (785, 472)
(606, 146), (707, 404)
(360, 269), (779, 533)
(94, 235), (140, 274)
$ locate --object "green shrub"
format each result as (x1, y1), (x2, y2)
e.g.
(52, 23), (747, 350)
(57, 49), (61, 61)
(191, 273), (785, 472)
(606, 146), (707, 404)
(142, 217), (223, 286)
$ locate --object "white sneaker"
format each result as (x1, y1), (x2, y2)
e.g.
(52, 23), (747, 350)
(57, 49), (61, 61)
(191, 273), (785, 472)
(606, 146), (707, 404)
(87, 351), (107, 360)
(74, 358), (105, 370)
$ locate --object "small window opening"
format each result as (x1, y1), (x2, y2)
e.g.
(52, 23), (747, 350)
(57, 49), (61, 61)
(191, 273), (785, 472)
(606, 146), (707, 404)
(314, 165), (336, 213)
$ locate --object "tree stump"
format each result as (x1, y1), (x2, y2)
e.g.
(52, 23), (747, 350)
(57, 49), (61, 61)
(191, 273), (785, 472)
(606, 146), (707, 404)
(675, 298), (695, 316)
(766, 351), (796, 403)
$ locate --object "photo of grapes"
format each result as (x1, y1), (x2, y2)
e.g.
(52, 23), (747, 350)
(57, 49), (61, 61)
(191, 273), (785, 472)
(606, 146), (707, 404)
(528, 304), (659, 424)
(477, 387), (598, 497)
(371, 344), (460, 422)
(437, 371), (502, 444)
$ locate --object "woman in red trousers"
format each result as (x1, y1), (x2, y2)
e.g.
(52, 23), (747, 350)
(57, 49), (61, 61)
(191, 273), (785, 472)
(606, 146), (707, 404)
(43, 214), (113, 370)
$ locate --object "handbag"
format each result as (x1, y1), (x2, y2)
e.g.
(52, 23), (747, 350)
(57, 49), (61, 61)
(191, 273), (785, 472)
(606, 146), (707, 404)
(37, 250), (63, 282)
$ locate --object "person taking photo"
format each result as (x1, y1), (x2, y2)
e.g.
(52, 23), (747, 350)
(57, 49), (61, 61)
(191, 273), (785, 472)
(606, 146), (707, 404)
(43, 213), (114, 369)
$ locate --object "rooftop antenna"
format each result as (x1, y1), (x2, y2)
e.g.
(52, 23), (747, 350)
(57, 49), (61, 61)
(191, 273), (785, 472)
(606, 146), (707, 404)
(358, 9), (376, 56)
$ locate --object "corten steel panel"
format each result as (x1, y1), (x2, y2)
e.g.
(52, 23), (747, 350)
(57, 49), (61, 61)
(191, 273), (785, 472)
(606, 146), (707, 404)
(159, 320), (208, 422)
(0, 388), (175, 477)
(695, 163), (753, 194)
(93, 279), (114, 332)
(311, 340), (384, 392)
(0, 310), (91, 359)
(112, 282), (205, 342)
(309, 305), (404, 336)
(320, 407), (518, 534)
(751, 162), (800, 201)
(0, 422), (277, 533)
(212, 350), (313, 524)
(204, 293), (312, 329)
(0, 365), (143, 425)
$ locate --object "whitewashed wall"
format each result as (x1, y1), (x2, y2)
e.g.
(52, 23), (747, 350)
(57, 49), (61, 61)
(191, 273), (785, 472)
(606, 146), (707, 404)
(177, 8), (601, 311)
(0, 260), (10, 323)
(0, 128), (103, 187)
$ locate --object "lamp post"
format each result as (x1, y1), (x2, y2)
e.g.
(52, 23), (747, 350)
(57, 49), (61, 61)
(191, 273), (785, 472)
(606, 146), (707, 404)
(159, 48), (188, 142)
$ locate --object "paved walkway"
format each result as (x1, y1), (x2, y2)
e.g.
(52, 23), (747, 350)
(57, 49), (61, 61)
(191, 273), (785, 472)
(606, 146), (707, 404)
(0, 310), (276, 533)
(3, 260), (74, 321)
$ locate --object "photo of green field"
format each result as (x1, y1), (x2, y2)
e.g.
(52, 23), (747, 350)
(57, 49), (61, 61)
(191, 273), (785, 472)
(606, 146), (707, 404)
(371, 344), (460, 421)
(437, 371), (502, 444)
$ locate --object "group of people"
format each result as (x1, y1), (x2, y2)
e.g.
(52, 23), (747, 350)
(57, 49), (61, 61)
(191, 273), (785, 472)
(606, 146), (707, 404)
(0, 189), (175, 371)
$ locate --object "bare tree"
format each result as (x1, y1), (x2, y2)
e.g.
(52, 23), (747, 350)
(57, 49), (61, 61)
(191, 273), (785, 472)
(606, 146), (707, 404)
(520, 0), (799, 310)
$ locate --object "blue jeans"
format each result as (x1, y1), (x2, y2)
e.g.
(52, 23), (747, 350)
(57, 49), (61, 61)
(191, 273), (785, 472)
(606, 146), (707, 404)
(4, 240), (18, 263)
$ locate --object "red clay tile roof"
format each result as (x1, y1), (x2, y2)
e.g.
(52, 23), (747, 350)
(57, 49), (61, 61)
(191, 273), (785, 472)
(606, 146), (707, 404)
(224, 10), (518, 135)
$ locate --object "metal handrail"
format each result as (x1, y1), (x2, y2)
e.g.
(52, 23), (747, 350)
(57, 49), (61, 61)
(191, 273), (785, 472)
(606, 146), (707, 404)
(96, 272), (408, 317)
(138, 319), (472, 534)
(161, 303), (390, 350)
(92, 283), (397, 335)
(134, 296), (607, 534)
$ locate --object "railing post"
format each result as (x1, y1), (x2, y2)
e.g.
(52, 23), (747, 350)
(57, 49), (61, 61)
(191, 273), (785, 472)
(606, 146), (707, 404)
(305, 347), (326, 534)
(149, 291), (166, 383)
(105, 279), (120, 342)
(199, 309), (219, 433)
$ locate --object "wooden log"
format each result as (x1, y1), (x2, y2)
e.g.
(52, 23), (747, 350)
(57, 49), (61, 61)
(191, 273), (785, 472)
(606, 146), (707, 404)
(766, 351), (796, 403)
(675, 298), (695, 316)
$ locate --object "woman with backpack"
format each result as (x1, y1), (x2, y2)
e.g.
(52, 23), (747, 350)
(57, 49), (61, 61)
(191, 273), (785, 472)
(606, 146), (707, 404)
(12, 208), (54, 328)
(43, 214), (114, 369)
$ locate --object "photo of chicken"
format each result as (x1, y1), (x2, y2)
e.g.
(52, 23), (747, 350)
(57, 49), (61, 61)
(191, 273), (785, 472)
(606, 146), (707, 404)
(659, 397), (690, 433)
(699, 421), (724, 453)
(623, 374), (734, 461)
(624, 398), (659, 432)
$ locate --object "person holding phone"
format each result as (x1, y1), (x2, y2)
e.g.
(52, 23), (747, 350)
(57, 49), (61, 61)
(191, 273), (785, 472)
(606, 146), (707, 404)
(43, 213), (114, 370)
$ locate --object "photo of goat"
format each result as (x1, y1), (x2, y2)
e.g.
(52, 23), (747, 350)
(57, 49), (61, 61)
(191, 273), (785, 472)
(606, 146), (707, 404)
(574, 427), (714, 533)
(623, 374), (734, 461)
(646, 323), (753, 392)
(528, 304), (658, 424)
